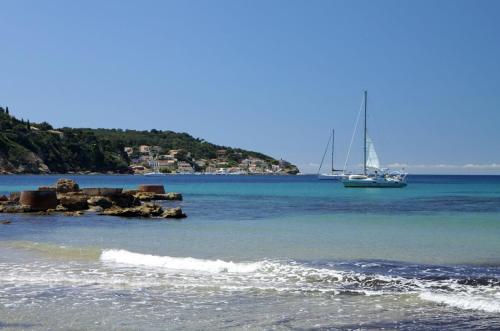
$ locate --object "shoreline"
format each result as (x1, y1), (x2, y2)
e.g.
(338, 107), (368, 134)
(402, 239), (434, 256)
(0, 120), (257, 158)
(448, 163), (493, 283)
(0, 172), (300, 176)
(1, 173), (500, 177)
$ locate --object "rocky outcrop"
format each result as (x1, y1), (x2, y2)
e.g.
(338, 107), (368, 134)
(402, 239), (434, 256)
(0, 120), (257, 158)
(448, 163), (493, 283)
(0, 202), (31, 213)
(100, 204), (186, 219)
(133, 192), (156, 201)
(55, 178), (80, 193)
(81, 188), (123, 197)
(36, 178), (80, 194)
(0, 178), (187, 219)
(164, 192), (183, 200)
(9, 192), (20, 203)
(58, 192), (89, 211)
(87, 196), (113, 209)
(162, 207), (187, 219)
(107, 192), (140, 208)
(134, 192), (183, 201)
(100, 203), (164, 218)
(59, 191), (138, 210)
(63, 211), (85, 216)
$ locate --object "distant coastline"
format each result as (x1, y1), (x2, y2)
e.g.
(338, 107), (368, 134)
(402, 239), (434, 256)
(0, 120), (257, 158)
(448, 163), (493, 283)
(0, 107), (299, 175)
(0, 172), (300, 176)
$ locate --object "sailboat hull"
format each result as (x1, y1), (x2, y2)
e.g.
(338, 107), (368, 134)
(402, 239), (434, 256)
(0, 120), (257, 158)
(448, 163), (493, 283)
(318, 174), (344, 181)
(342, 177), (407, 188)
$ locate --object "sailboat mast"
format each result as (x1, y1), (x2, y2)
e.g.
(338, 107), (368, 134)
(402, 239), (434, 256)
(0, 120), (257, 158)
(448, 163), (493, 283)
(331, 129), (334, 172)
(363, 90), (367, 175)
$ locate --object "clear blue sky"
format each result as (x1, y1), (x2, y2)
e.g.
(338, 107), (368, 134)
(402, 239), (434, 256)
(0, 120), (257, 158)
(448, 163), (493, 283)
(1, 0), (499, 173)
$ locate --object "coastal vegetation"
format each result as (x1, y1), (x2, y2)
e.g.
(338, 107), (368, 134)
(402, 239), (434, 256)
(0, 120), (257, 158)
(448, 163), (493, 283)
(0, 107), (298, 174)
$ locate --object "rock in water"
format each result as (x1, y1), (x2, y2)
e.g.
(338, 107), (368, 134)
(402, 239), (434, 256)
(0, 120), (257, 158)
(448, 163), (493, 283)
(162, 207), (187, 219)
(56, 178), (80, 193)
(134, 192), (183, 201)
(164, 192), (183, 201)
(89, 206), (104, 213)
(9, 192), (20, 203)
(63, 211), (85, 216)
(133, 192), (156, 201)
(0, 204), (31, 213)
(141, 203), (164, 216)
(107, 193), (140, 208)
(100, 203), (164, 218)
(58, 193), (89, 211)
(87, 196), (113, 209)
(0, 178), (187, 219)
(81, 188), (123, 197)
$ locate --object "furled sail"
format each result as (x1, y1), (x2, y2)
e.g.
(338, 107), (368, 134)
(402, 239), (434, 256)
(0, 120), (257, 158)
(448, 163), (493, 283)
(366, 136), (380, 170)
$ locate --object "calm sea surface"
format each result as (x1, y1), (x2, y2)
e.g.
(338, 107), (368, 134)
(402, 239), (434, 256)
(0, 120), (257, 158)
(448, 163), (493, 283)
(0, 175), (499, 330)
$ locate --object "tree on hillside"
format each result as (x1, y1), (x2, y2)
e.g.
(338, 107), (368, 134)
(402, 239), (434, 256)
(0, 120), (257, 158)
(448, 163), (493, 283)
(38, 122), (53, 130)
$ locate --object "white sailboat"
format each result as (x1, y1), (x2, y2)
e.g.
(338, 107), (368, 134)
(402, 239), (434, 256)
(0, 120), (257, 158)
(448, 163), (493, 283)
(342, 91), (407, 188)
(317, 129), (346, 180)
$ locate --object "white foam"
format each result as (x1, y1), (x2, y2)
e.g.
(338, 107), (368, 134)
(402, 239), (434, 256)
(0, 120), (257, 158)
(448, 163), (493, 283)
(7, 246), (500, 313)
(420, 292), (500, 313)
(100, 249), (265, 273)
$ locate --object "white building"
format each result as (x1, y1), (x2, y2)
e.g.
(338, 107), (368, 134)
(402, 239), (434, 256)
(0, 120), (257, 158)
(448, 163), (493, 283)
(139, 145), (151, 154)
(158, 154), (176, 161)
(177, 161), (194, 173)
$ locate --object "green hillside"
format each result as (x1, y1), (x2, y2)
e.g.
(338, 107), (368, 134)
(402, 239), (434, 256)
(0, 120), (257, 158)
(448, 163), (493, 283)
(0, 107), (297, 174)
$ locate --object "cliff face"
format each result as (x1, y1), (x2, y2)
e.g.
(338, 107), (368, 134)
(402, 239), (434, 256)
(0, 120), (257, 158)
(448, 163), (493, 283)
(0, 131), (49, 174)
(0, 109), (298, 174)
(0, 148), (50, 174)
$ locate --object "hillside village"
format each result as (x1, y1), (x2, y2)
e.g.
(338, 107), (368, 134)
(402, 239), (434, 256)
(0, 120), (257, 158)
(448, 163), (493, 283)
(125, 145), (298, 175)
(0, 106), (299, 175)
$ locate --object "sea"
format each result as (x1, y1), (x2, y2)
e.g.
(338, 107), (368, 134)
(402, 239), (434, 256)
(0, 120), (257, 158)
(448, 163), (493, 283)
(0, 174), (499, 330)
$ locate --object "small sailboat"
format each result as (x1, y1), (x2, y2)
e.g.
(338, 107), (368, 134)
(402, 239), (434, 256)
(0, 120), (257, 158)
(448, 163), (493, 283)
(342, 91), (407, 188)
(318, 129), (346, 181)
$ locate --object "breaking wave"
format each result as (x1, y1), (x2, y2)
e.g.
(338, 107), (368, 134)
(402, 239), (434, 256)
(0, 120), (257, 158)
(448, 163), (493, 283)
(99, 250), (500, 313)
(419, 292), (500, 313)
(100, 249), (265, 273)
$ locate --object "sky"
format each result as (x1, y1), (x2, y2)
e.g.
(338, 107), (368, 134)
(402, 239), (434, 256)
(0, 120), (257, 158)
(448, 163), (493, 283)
(1, 0), (500, 174)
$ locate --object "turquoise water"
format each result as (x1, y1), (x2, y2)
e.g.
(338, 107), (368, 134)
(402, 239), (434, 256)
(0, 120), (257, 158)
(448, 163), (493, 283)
(0, 175), (499, 330)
